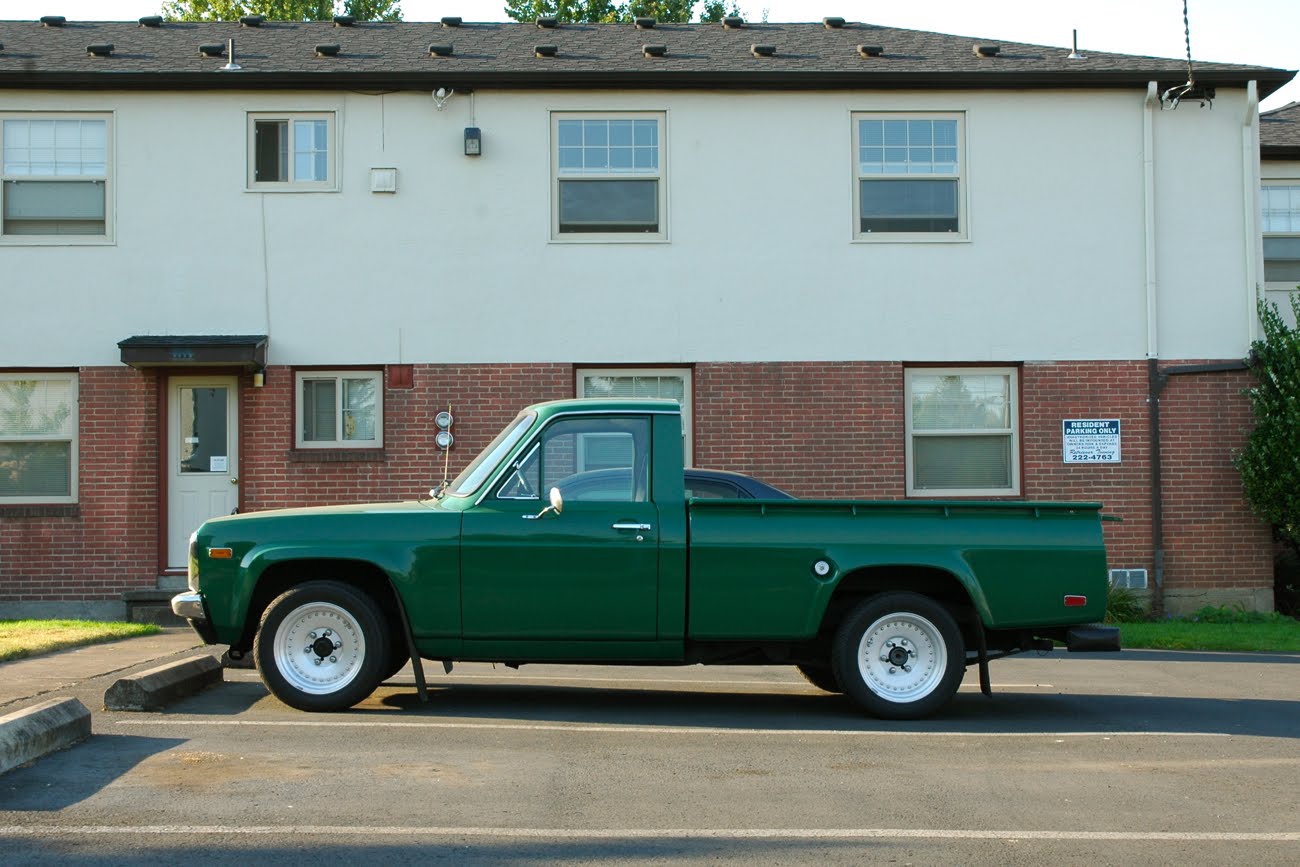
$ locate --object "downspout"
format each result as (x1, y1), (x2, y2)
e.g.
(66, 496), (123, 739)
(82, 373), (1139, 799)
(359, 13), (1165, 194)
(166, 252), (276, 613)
(1242, 81), (1261, 344)
(1143, 82), (1166, 616)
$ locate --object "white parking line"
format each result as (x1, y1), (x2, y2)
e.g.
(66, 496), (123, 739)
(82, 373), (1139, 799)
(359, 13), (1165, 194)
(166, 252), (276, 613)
(0, 825), (1293, 842)
(366, 674), (1055, 690)
(114, 719), (1226, 738)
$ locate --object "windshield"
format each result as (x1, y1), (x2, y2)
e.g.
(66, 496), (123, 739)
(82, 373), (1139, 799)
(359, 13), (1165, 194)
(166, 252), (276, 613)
(446, 411), (537, 497)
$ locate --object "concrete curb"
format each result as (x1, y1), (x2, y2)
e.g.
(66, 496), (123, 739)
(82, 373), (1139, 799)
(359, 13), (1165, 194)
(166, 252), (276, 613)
(104, 655), (223, 711)
(0, 697), (92, 776)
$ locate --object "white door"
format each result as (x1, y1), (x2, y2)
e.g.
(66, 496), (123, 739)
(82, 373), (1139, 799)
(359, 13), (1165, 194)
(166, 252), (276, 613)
(167, 376), (238, 569)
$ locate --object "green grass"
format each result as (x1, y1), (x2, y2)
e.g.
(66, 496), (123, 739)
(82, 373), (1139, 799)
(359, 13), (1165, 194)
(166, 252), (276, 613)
(0, 619), (161, 663)
(1118, 616), (1300, 653)
(1105, 596), (1300, 653)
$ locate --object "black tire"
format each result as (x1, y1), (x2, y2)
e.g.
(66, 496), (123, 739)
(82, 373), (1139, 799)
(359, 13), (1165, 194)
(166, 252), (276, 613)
(796, 663), (842, 693)
(831, 592), (965, 720)
(254, 580), (390, 712)
(381, 642), (410, 682)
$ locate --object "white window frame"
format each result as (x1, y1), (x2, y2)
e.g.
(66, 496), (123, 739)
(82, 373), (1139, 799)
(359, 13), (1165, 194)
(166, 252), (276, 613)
(1, 113), (113, 244)
(294, 370), (383, 449)
(247, 112), (337, 191)
(0, 372), (79, 504)
(904, 367), (1019, 497)
(1262, 180), (1300, 285)
(852, 112), (966, 242)
(577, 367), (691, 464)
(551, 111), (667, 242)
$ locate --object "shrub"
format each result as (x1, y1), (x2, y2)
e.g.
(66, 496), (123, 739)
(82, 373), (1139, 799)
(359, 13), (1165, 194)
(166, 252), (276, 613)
(1105, 584), (1148, 623)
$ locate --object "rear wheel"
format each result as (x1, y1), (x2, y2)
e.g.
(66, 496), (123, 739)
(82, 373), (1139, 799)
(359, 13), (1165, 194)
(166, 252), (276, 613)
(831, 592), (965, 720)
(796, 663), (842, 693)
(254, 580), (390, 712)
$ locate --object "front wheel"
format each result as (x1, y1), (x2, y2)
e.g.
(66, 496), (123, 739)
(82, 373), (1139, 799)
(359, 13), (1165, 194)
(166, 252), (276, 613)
(254, 580), (390, 712)
(831, 592), (965, 720)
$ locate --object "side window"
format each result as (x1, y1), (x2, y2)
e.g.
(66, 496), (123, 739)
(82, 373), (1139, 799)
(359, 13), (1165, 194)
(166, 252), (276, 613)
(853, 113), (965, 240)
(294, 370), (383, 448)
(905, 367), (1019, 496)
(0, 373), (79, 504)
(2, 115), (110, 241)
(686, 478), (745, 499)
(552, 112), (666, 241)
(1262, 183), (1300, 327)
(577, 368), (692, 464)
(247, 113), (336, 190)
(495, 417), (650, 503)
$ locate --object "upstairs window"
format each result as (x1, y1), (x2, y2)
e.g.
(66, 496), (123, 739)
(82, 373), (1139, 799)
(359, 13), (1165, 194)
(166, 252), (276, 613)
(854, 114), (964, 240)
(0, 373), (78, 503)
(2, 115), (110, 240)
(295, 371), (382, 448)
(1262, 183), (1300, 285)
(905, 368), (1018, 497)
(248, 113), (335, 190)
(553, 113), (666, 240)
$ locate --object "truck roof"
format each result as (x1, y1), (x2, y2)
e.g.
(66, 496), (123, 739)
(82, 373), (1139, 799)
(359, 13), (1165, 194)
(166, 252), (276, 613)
(527, 398), (682, 416)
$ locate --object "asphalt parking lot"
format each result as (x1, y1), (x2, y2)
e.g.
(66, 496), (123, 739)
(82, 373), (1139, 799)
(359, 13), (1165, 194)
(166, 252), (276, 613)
(2, 650), (1298, 864)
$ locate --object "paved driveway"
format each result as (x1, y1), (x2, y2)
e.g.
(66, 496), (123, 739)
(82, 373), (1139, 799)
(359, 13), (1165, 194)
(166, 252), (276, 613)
(2, 651), (1298, 864)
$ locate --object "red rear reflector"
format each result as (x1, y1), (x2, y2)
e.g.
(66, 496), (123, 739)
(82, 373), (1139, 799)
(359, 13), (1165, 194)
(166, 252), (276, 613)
(1064, 595), (1087, 607)
(208, 547), (233, 559)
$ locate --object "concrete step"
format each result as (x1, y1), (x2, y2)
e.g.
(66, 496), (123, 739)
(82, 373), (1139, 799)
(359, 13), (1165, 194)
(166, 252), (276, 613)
(122, 588), (186, 626)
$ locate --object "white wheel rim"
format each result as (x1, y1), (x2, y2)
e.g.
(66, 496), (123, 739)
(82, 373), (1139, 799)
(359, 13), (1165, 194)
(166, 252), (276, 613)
(856, 611), (947, 703)
(273, 601), (367, 696)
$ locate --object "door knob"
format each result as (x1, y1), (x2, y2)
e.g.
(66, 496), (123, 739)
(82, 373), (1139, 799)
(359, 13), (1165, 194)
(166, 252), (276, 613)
(230, 477), (239, 485)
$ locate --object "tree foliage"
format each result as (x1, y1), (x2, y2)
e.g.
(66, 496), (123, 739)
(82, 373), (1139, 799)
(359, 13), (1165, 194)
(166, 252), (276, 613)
(502, 0), (742, 23)
(1236, 293), (1300, 553)
(162, 0), (402, 21)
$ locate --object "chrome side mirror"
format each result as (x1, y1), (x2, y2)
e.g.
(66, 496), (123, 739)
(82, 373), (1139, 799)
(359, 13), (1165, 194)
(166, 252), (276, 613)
(523, 487), (564, 520)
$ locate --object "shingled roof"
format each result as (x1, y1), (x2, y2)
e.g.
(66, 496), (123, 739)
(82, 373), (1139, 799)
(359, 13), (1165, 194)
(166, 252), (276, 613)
(1261, 102), (1300, 159)
(0, 17), (1293, 96)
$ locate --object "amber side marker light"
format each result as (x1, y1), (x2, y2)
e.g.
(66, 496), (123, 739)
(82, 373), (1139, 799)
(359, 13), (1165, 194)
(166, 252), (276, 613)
(208, 548), (233, 559)
(1064, 595), (1088, 607)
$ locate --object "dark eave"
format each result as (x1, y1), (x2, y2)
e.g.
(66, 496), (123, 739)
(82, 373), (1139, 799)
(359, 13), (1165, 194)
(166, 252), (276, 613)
(118, 335), (268, 370)
(1261, 101), (1300, 159)
(0, 19), (1293, 98)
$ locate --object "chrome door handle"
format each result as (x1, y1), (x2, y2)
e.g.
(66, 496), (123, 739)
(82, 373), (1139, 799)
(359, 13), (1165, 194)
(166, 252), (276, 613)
(611, 522), (652, 531)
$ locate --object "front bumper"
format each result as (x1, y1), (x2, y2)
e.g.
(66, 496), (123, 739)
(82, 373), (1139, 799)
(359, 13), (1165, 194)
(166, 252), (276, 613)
(1065, 623), (1122, 652)
(171, 592), (218, 644)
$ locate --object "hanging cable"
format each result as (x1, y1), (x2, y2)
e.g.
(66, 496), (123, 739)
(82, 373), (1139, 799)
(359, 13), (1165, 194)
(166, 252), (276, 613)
(1162, 0), (1212, 109)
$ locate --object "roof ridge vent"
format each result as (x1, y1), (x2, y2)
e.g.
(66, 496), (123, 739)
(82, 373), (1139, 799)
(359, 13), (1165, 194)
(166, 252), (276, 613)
(634, 17), (656, 29)
(534, 44), (558, 57)
(314, 43), (341, 57)
(751, 44), (776, 57)
(428, 43), (454, 57)
(973, 44), (1001, 57)
(333, 15), (355, 27)
(642, 44), (667, 57)
(823, 17), (846, 29)
(857, 44), (884, 57)
(441, 16), (462, 27)
(139, 15), (163, 28)
(40, 15), (66, 27)
(240, 15), (265, 27)
(86, 43), (114, 57)
(722, 16), (745, 29)
(536, 16), (559, 29)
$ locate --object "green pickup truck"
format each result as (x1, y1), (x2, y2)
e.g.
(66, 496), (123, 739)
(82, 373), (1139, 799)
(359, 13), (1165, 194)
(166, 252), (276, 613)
(174, 398), (1119, 719)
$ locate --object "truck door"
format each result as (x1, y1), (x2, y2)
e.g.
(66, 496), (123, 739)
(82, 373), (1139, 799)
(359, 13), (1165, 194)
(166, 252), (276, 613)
(460, 415), (659, 640)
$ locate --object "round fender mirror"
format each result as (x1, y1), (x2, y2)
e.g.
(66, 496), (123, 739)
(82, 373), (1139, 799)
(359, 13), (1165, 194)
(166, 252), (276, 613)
(548, 486), (564, 515)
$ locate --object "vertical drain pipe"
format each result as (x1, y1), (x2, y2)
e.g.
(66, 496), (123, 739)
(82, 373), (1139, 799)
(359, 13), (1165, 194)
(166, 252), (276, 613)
(1143, 83), (1166, 617)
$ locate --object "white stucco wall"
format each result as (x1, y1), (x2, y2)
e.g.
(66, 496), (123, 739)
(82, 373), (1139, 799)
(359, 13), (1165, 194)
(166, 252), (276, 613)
(3, 85), (1262, 366)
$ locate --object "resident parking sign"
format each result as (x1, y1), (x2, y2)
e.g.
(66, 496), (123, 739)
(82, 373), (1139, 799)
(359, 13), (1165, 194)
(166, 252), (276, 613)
(1062, 419), (1121, 463)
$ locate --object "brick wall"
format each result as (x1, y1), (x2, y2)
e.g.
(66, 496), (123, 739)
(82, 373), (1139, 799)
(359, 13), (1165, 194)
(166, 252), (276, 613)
(0, 359), (1274, 613)
(0, 367), (159, 606)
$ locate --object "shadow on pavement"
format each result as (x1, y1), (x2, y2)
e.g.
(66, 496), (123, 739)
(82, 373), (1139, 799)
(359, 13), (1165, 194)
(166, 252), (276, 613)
(0, 734), (186, 811)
